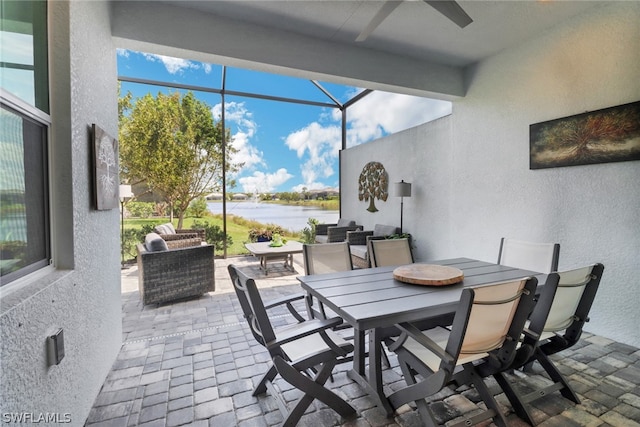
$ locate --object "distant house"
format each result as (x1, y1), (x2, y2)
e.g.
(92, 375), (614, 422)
(206, 192), (223, 200)
(232, 193), (248, 200)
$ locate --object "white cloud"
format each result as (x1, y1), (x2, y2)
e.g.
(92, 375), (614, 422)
(212, 102), (264, 171)
(284, 122), (341, 188)
(239, 168), (293, 193)
(120, 51), (211, 75)
(285, 91), (451, 190)
(343, 91), (452, 147)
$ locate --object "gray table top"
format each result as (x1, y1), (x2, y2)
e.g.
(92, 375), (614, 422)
(298, 257), (545, 331)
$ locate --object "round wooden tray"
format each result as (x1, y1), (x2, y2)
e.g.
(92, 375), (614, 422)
(393, 264), (464, 286)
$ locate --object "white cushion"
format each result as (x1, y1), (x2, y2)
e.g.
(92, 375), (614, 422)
(350, 245), (368, 260)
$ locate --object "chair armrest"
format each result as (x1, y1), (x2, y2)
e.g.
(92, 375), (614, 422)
(315, 223), (337, 236)
(327, 225), (362, 243)
(388, 322), (455, 365)
(264, 292), (307, 322)
(346, 230), (374, 245)
(266, 317), (343, 349)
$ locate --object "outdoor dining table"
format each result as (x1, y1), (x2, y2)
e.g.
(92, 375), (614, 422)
(297, 257), (547, 415)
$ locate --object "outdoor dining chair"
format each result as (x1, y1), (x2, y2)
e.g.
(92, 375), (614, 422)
(498, 237), (560, 273)
(227, 265), (356, 427)
(368, 237), (414, 267)
(385, 277), (538, 427)
(494, 263), (604, 426)
(303, 242), (353, 320)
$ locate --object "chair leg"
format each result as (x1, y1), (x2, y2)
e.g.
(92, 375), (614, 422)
(464, 366), (508, 427)
(494, 371), (536, 426)
(253, 364), (278, 396)
(274, 356), (356, 426)
(534, 349), (580, 403)
(396, 358), (439, 427)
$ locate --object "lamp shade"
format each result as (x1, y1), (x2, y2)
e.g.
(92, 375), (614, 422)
(394, 180), (412, 198)
(119, 184), (133, 200)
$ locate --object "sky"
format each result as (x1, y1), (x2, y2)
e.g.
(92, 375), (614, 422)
(117, 49), (452, 194)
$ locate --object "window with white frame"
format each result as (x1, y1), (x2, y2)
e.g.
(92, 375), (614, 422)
(1, 0), (50, 284)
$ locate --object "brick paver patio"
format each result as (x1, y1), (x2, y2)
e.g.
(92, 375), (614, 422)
(86, 255), (640, 426)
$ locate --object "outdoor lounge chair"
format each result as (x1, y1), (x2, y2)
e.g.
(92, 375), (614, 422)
(136, 233), (214, 305)
(227, 265), (356, 427)
(314, 218), (360, 243)
(154, 222), (205, 244)
(494, 263), (604, 426)
(498, 237), (560, 273)
(385, 277), (538, 427)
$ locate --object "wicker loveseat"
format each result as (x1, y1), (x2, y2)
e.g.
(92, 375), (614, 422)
(154, 222), (205, 244)
(314, 219), (361, 243)
(137, 233), (215, 305)
(346, 224), (399, 268)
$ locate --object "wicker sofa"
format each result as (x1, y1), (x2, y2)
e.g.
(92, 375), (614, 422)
(346, 224), (399, 268)
(314, 219), (361, 243)
(137, 233), (215, 305)
(154, 222), (205, 243)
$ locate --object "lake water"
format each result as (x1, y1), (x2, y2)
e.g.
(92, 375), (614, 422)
(207, 201), (339, 232)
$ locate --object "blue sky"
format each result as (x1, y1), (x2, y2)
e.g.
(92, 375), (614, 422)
(117, 49), (452, 194)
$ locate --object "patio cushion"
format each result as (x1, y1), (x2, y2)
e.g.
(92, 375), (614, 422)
(155, 223), (176, 235)
(350, 244), (367, 260)
(336, 218), (356, 227)
(373, 224), (398, 237)
(145, 233), (169, 252)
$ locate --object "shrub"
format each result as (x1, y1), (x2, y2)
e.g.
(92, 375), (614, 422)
(187, 196), (209, 218)
(191, 220), (233, 252)
(126, 202), (155, 218)
(248, 224), (286, 242)
(301, 217), (318, 244)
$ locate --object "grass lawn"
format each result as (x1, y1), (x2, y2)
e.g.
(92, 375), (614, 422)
(124, 213), (304, 258)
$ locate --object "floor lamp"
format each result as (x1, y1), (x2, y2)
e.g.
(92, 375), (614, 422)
(394, 180), (412, 234)
(119, 184), (133, 267)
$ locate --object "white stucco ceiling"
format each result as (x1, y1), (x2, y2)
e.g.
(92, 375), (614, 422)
(112, 1), (607, 98)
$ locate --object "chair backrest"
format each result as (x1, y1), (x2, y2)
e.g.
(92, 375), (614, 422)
(498, 237), (560, 273)
(446, 277), (538, 369)
(303, 242), (353, 275)
(336, 218), (356, 227)
(227, 264), (276, 349)
(528, 263), (604, 348)
(373, 224), (399, 237)
(368, 238), (413, 267)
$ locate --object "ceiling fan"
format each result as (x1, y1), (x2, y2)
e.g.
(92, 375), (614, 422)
(356, 0), (473, 42)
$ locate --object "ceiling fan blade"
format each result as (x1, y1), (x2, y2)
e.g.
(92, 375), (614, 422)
(424, 0), (473, 28)
(356, 1), (402, 42)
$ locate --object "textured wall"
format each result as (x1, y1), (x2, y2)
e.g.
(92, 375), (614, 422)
(342, 2), (640, 348)
(0, 1), (122, 425)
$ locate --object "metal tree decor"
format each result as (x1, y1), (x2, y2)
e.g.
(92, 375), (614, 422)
(358, 161), (389, 212)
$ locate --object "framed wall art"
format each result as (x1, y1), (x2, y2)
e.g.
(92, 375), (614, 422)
(92, 124), (119, 210)
(530, 100), (640, 169)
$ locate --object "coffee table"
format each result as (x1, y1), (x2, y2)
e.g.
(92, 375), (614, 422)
(244, 241), (304, 275)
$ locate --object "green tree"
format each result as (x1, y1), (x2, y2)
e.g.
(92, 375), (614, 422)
(119, 91), (240, 228)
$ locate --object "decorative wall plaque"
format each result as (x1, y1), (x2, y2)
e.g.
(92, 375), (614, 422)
(358, 161), (388, 212)
(92, 124), (119, 210)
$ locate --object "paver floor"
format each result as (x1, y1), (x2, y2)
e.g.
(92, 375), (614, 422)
(86, 255), (640, 426)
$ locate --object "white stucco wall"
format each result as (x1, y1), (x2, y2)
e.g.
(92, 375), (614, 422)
(341, 2), (640, 348)
(0, 2), (122, 425)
